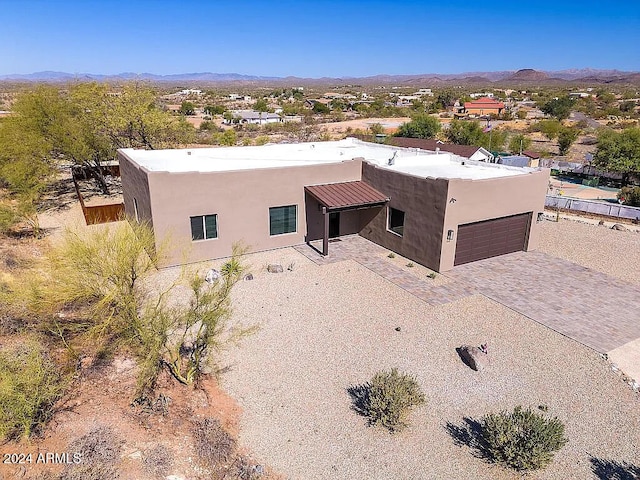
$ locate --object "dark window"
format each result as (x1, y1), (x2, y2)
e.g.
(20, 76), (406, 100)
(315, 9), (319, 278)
(269, 205), (297, 236)
(190, 214), (218, 241)
(133, 198), (139, 223)
(388, 207), (405, 236)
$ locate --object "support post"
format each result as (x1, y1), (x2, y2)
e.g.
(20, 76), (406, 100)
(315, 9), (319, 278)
(322, 206), (329, 256)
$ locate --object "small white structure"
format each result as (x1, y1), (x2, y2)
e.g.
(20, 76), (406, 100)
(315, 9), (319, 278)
(225, 110), (282, 125)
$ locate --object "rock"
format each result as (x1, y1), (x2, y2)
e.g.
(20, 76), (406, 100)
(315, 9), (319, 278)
(205, 269), (221, 284)
(244, 273), (254, 280)
(598, 220), (605, 226)
(611, 224), (628, 231)
(267, 264), (283, 273)
(458, 345), (488, 371)
(395, 327), (401, 332)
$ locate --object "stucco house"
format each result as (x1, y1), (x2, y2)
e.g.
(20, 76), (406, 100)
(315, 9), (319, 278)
(461, 97), (505, 117)
(119, 138), (549, 271)
(388, 138), (495, 162)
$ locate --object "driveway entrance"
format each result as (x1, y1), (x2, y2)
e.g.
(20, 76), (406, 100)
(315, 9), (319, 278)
(446, 251), (640, 353)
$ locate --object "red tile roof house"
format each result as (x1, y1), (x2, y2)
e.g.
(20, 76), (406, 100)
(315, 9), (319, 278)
(118, 138), (548, 272)
(461, 97), (505, 117)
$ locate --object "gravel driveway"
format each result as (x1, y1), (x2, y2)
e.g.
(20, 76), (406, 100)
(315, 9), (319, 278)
(220, 248), (640, 479)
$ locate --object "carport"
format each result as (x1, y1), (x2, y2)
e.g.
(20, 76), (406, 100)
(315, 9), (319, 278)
(304, 181), (389, 256)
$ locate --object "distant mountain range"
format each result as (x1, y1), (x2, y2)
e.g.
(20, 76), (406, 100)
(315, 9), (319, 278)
(1, 68), (639, 86)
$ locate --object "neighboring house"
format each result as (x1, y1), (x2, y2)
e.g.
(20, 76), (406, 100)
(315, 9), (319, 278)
(497, 155), (534, 168)
(461, 97), (505, 117)
(224, 110), (281, 125)
(119, 138), (548, 272)
(522, 151), (541, 168)
(388, 137), (495, 162)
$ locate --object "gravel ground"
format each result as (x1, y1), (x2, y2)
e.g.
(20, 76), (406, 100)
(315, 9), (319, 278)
(537, 218), (640, 286)
(215, 249), (640, 480)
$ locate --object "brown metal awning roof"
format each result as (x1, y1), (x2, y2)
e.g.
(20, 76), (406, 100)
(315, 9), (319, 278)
(305, 181), (389, 211)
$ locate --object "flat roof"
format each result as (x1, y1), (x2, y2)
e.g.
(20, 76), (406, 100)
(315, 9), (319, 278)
(119, 138), (534, 180)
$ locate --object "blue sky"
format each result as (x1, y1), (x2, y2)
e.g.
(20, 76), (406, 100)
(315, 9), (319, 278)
(1, 0), (639, 77)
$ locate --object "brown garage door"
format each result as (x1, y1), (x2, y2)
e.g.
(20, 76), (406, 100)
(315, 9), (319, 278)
(454, 213), (531, 266)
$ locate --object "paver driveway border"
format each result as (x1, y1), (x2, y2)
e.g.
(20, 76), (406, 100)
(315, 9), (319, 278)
(445, 250), (640, 353)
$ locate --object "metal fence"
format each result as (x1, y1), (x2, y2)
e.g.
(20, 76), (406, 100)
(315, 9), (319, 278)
(545, 195), (640, 221)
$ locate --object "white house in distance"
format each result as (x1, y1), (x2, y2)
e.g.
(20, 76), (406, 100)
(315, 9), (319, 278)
(225, 110), (282, 125)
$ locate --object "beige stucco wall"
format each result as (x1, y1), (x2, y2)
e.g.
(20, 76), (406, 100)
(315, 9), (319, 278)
(119, 151), (153, 227)
(142, 159), (363, 267)
(440, 168), (550, 271)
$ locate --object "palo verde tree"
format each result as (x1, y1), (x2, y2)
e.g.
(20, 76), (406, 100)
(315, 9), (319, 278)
(0, 106), (55, 235)
(396, 113), (441, 139)
(3, 83), (195, 195)
(593, 127), (640, 185)
(24, 221), (252, 398)
(557, 126), (580, 156)
(446, 119), (506, 151)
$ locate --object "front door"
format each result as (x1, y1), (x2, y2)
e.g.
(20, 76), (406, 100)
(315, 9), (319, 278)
(329, 212), (340, 238)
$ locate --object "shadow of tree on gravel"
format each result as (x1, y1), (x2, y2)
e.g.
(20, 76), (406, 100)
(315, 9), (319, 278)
(346, 383), (370, 418)
(590, 457), (640, 480)
(444, 417), (492, 461)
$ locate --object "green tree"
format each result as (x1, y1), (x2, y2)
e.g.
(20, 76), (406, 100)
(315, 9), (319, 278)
(217, 129), (237, 146)
(2, 83), (195, 195)
(27, 222), (251, 396)
(540, 96), (575, 121)
(508, 134), (532, 154)
(447, 120), (505, 151)
(312, 102), (330, 114)
(0, 107), (55, 235)
(536, 119), (563, 140)
(593, 127), (640, 184)
(203, 104), (225, 115)
(396, 114), (441, 139)
(254, 98), (270, 114)
(557, 127), (579, 156)
(434, 90), (456, 110)
(446, 119), (484, 145)
(179, 101), (195, 115)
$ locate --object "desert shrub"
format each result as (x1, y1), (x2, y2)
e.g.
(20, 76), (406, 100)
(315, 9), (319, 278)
(61, 426), (122, 480)
(349, 368), (425, 433)
(143, 444), (173, 478)
(0, 342), (68, 441)
(480, 406), (568, 471)
(192, 417), (237, 468)
(254, 135), (270, 146)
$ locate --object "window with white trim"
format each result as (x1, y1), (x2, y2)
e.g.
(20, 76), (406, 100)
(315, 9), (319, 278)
(190, 214), (218, 241)
(269, 205), (297, 236)
(388, 207), (405, 236)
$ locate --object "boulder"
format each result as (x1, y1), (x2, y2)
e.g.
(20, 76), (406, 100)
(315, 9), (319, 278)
(458, 345), (488, 371)
(267, 264), (283, 273)
(611, 224), (628, 231)
(244, 273), (254, 281)
(205, 269), (221, 284)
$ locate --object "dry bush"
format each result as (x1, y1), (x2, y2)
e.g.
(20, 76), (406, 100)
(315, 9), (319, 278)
(143, 444), (173, 478)
(349, 368), (425, 433)
(481, 406), (568, 471)
(61, 426), (122, 480)
(192, 417), (237, 468)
